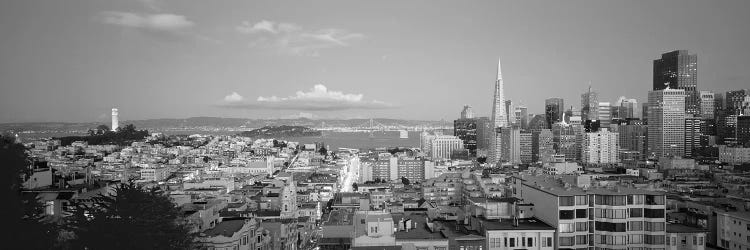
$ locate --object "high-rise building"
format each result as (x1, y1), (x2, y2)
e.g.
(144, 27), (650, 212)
(738, 116), (750, 147)
(515, 105), (528, 129)
(581, 128), (619, 165)
(685, 115), (702, 157)
(598, 102), (612, 128)
(532, 129), (554, 163)
(619, 120), (648, 161)
(489, 59), (507, 164)
(653, 50), (698, 115)
(460, 105), (475, 119)
(699, 91), (715, 119)
(545, 98), (565, 128)
(431, 135), (464, 160)
(725, 90), (749, 115)
(475, 117), (492, 153)
(529, 114), (548, 130)
(500, 127), (521, 164)
(648, 88), (687, 158)
(505, 100), (515, 127)
(520, 131), (533, 164)
(552, 122), (581, 162)
(581, 86), (599, 121)
(453, 118), (477, 156)
(111, 108), (119, 131)
(616, 97), (639, 119)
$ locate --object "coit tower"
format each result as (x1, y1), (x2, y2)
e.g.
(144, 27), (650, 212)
(111, 108), (119, 131)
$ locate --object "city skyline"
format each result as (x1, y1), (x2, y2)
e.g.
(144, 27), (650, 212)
(2, 0), (750, 123)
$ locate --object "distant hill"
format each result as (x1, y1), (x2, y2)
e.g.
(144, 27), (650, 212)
(237, 125), (321, 138)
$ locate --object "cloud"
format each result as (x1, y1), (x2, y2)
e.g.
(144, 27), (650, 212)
(224, 92), (244, 102)
(218, 84), (396, 111)
(236, 20), (364, 56)
(100, 11), (194, 31)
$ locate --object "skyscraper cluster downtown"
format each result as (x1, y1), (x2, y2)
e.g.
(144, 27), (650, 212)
(454, 50), (750, 167)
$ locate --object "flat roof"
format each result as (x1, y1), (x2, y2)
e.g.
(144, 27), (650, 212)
(667, 224), (709, 233)
(482, 217), (555, 231)
(203, 220), (246, 237)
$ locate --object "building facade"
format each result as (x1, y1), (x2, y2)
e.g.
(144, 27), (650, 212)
(648, 88), (686, 158)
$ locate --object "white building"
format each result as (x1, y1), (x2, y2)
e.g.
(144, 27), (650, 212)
(431, 135), (464, 160)
(666, 224), (708, 250)
(716, 211), (750, 250)
(719, 145), (750, 165)
(699, 91), (715, 119)
(489, 59), (507, 164)
(111, 108), (119, 131)
(581, 128), (619, 164)
(542, 162), (583, 175)
(500, 127), (521, 164)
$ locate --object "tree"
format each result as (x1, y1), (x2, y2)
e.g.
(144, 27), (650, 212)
(0, 136), (57, 249)
(401, 177), (410, 185)
(476, 156), (487, 164)
(96, 125), (110, 135)
(352, 182), (358, 191)
(318, 146), (328, 156)
(69, 182), (195, 250)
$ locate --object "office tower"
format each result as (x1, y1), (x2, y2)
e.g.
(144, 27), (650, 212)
(598, 102), (612, 128)
(431, 135), (464, 159)
(581, 128), (619, 165)
(453, 118), (477, 156)
(642, 104), (649, 123)
(581, 86), (599, 121)
(515, 105), (528, 129)
(505, 100), (516, 127)
(475, 117), (492, 153)
(619, 120), (648, 161)
(685, 115), (702, 157)
(699, 91), (715, 119)
(584, 120), (601, 133)
(725, 90), (749, 115)
(532, 129), (554, 162)
(512, 175), (667, 250)
(616, 97), (639, 119)
(653, 50), (698, 115)
(460, 105), (475, 119)
(545, 98), (565, 128)
(648, 88), (686, 158)
(739, 116), (750, 147)
(111, 108), (119, 131)
(520, 131), (533, 164)
(715, 92), (725, 113)
(552, 122), (581, 161)
(489, 59), (507, 164)
(529, 114), (548, 130)
(717, 110), (738, 145)
(500, 127), (521, 164)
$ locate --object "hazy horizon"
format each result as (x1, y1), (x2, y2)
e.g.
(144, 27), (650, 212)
(2, 0), (750, 123)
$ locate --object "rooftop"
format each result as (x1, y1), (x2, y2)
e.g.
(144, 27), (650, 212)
(481, 217), (555, 231)
(203, 220), (246, 237)
(516, 174), (664, 196)
(666, 223), (709, 233)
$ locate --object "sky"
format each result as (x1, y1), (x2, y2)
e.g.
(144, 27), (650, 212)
(1, 0), (749, 123)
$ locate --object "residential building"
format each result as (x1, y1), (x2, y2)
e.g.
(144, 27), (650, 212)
(432, 136), (464, 160)
(461, 105), (475, 119)
(581, 128), (618, 165)
(666, 224), (708, 250)
(716, 211), (750, 250)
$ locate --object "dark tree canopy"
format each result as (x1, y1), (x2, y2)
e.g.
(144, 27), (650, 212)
(58, 124), (149, 146)
(401, 177), (410, 185)
(352, 182), (358, 191)
(69, 182), (195, 250)
(0, 136), (57, 249)
(318, 146), (328, 156)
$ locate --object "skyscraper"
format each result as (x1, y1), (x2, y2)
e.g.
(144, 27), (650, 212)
(489, 59), (507, 164)
(544, 98), (564, 128)
(515, 105), (528, 129)
(453, 118), (477, 156)
(505, 100), (515, 127)
(616, 96), (639, 119)
(460, 105), (475, 119)
(653, 50), (698, 115)
(581, 86), (599, 121)
(111, 108), (119, 131)
(699, 91), (715, 119)
(598, 102), (612, 128)
(648, 88), (686, 158)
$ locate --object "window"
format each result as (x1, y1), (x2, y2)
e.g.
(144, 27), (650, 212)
(629, 234), (643, 244)
(575, 195), (587, 205)
(509, 238), (515, 247)
(560, 210), (575, 220)
(596, 222), (626, 232)
(645, 222), (665, 231)
(576, 221), (588, 232)
(630, 208), (643, 217)
(576, 209), (587, 218)
(559, 236), (575, 246)
(576, 235), (587, 245)
(698, 236), (703, 245)
(560, 196), (575, 206)
(628, 195), (645, 204)
(644, 234), (665, 245)
(527, 238), (533, 247)
(541, 237), (552, 247)
(645, 195), (665, 205)
(694, 236), (697, 245)
(644, 208), (665, 218)
(629, 221), (644, 231)
(560, 223), (575, 233)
